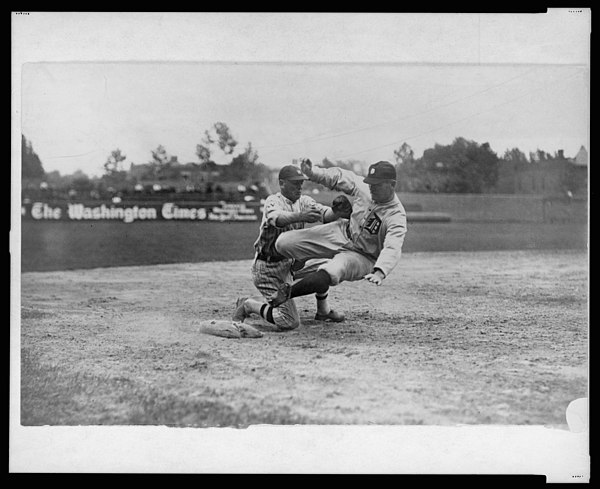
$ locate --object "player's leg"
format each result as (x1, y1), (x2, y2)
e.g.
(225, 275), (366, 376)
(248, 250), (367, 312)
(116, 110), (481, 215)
(275, 251), (374, 300)
(291, 257), (342, 320)
(233, 259), (300, 331)
(291, 257), (327, 280)
(238, 296), (300, 331)
(314, 291), (344, 321)
(270, 268), (342, 321)
(275, 221), (349, 320)
(269, 251), (374, 319)
(318, 250), (375, 286)
(275, 219), (349, 263)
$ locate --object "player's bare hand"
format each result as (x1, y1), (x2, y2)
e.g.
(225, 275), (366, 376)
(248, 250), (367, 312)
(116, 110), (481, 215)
(364, 271), (384, 286)
(301, 207), (322, 223)
(300, 158), (313, 177)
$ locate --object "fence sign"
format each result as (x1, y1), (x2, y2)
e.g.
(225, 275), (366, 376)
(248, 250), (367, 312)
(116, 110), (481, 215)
(21, 201), (262, 223)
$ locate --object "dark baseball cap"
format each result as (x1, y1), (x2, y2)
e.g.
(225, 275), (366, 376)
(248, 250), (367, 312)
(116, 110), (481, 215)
(363, 161), (397, 184)
(279, 165), (308, 181)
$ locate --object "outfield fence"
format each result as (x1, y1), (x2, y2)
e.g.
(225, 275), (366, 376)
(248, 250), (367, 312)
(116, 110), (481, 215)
(20, 198), (451, 223)
(21, 192), (587, 224)
(396, 192), (588, 223)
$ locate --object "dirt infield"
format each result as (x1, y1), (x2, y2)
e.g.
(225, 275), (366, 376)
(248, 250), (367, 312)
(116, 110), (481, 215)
(19, 249), (588, 428)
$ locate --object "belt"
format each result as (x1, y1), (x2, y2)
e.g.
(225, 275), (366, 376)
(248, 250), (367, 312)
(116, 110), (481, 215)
(256, 252), (287, 263)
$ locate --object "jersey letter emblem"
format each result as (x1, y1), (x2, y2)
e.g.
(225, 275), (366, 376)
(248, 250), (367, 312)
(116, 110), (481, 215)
(364, 213), (382, 234)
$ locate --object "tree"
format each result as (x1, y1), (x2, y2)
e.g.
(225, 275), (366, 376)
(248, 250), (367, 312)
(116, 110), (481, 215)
(529, 148), (551, 162)
(393, 142), (415, 166)
(503, 147), (529, 164)
(70, 169), (94, 192)
(195, 144), (211, 164)
(151, 145), (170, 166)
(393, 143), (420, 191)
(212, 122), (238, 154)
(393, 142), (418, 191)
(239, 141), (259, 165)
(201, 122), (238, 158)
(22, 134), (45, 180)
(226, 142), (268, 181)
(104, 148), (127, 175)
(196, 122), (238, 165)
(102, 148), (129, 190)
(149, 145), (180, 180)
(195, 122), (266, 182)
(417, 137), (499, 193)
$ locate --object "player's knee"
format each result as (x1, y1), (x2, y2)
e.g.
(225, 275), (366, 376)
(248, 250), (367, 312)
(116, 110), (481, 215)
(318, 267), (341, 286)
(277, 316), (300, 331)
(314, 269), (333, 292)
(275, 232), (293, 256)
(273, 308), (300, 330)
(281, 320), (300, 331)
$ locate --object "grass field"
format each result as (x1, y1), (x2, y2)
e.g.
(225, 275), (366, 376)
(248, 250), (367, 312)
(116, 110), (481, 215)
(20, 220), (588, 272)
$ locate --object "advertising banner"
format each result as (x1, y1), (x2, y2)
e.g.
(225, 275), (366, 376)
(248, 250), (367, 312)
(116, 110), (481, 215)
(21, 201), (262, 223)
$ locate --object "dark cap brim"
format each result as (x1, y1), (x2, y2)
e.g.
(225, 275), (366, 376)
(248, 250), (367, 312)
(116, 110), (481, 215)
(363, 176), (392, 184)
(282, 175), (308, 181)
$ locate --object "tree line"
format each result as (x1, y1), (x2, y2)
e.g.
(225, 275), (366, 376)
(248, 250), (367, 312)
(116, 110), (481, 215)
(22, 123), (580, 197)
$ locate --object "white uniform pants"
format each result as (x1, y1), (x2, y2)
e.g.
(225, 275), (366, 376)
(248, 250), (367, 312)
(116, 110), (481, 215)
(275, 220), (375, 286)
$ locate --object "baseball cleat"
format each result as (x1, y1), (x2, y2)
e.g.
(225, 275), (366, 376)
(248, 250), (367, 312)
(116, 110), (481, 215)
(232, 297), (248, 322)
(315, 309), (345, 322)
(268, 282), (292, 307)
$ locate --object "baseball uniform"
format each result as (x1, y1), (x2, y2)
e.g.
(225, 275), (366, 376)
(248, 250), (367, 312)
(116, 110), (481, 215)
(275, 165), (408, 285)
(251, 191), (332, 329)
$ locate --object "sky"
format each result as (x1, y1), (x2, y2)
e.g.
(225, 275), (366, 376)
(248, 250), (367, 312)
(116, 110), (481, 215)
(14, 11), (590, 178)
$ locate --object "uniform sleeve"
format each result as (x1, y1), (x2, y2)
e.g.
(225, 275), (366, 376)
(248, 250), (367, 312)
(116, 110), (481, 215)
(311, 166), (370, 199)
(264, 195), (286, 228)
(373, 213), (407, 278)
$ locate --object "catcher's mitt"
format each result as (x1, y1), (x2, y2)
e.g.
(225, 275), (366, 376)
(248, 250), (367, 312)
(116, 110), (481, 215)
(332, 194), (353, 219)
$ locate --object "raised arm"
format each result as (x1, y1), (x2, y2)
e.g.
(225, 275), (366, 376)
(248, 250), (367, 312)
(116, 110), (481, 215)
(300, 158), (369, 199)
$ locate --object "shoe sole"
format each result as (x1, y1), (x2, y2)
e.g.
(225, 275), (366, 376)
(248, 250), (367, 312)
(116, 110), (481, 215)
(232, 296), (248, 322)
(315, 313), (345, 323)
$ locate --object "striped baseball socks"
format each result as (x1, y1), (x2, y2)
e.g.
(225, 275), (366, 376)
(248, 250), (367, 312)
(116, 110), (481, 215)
(259, 303), (275, 324)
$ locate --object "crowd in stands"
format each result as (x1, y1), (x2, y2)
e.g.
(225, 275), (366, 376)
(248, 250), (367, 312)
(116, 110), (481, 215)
(21, 181), (272, 204)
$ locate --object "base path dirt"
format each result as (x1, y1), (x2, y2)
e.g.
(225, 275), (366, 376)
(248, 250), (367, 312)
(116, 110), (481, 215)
(19, 249), (588, 427)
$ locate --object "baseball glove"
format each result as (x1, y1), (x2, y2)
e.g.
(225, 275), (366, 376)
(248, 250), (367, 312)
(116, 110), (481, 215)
(332, 194), (353, 219)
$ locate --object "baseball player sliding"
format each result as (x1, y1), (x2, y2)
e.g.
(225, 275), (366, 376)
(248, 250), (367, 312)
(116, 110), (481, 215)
(232, 164), (351, 331)
(267, 158), (408, 315)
